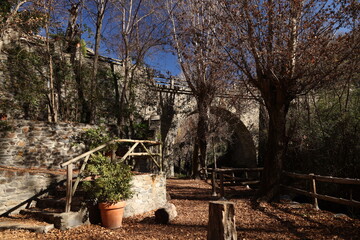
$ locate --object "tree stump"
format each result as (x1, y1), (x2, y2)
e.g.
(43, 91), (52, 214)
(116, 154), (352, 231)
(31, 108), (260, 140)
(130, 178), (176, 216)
(207, 201), (237, 240)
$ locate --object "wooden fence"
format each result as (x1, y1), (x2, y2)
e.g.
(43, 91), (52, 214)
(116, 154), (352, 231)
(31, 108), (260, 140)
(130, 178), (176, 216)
(208, 168), (263, 198)
(281, 171), (360, 209)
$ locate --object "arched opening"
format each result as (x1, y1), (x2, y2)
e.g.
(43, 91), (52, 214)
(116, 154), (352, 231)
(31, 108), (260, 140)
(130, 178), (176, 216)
(173, 107), (257, 174)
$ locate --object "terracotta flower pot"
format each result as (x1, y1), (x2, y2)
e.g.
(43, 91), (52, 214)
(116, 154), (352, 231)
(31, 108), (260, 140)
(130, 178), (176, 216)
(98, 201), (126, 229)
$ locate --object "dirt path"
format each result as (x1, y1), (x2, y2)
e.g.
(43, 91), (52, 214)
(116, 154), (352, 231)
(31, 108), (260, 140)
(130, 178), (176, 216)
(1, 179), (359, 239)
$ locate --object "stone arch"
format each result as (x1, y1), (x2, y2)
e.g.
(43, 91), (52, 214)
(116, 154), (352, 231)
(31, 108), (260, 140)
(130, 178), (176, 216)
(210, 107), (257, 168)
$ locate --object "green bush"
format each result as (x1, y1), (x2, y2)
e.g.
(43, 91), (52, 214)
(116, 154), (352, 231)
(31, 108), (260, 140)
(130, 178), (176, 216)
(78, 127), (116, 151)
(82, 153), (133, 203)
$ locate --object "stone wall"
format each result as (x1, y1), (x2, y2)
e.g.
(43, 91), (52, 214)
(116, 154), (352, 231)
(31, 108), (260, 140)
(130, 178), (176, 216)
(0, 120), (92, 169)
(0, 167), (66, 215)
(125, 174), (166, 217)
(0, 167), (167, 218)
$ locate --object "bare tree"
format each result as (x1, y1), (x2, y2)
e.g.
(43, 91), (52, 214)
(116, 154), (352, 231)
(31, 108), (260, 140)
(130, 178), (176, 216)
(214, 0), (359, 200)
(108, 0), (168, 136)
(84, 0), (110, 123)
(0, 0), (37, 52)
(167, 0), (232, 178)
(43, 0), (58, 122)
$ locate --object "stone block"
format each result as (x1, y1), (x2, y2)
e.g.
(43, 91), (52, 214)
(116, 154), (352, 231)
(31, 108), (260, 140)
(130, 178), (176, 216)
(22, 127), (29, 133)
(6, 132), (16, 138)
(17, 141), (26, 147)
(53, 208), (90, 230)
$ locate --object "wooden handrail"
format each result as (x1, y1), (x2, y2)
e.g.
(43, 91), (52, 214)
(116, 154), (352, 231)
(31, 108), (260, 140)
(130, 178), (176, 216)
(61, 139), (162, 212)
(61, 139), (162, 167)
(61, 141), (112, 167)
(114, 139), (161, 144)
(208, 167), (264, 173)
(283, 171), (360, 185)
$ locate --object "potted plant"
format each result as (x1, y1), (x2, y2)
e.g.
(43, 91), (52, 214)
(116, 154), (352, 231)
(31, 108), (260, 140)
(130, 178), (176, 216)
(83, 153), (133, 229)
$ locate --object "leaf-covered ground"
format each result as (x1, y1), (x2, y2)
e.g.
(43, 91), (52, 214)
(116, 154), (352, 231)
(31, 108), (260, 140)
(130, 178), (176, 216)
(1, 179), (360, 239)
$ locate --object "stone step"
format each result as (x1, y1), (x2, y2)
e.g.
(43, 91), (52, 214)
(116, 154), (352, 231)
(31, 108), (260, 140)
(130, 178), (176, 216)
(19, 208), (61, 224)
(0, 220), (54, 233)
(35, 197), (84, 212)
(19, 207), (90, 230)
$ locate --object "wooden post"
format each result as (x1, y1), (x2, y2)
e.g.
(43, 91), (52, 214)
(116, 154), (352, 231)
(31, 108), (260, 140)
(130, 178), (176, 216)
(111, 149), (116, 162)
(231, 172), (235, 184)
(244, 171), (250, 189)
(159, 143), (163, 172)
(72, 154), (90, 196)
(309, 173), (319, 210)
(220, 173), (225, 198)
(212, 170), (217, 197)
(65, 163), (73, 212)
(207, 201), (237, 240)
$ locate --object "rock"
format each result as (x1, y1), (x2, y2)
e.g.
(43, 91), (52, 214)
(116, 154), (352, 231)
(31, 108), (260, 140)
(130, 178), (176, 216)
(53, 208), (90, 230)
(155, 203), (177, 224)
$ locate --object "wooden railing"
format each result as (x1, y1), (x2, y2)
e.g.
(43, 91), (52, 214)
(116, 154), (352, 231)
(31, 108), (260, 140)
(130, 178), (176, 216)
(60, 139), (162, 212)
(208, 168), (263, 198)
(281, 171), (360, 209)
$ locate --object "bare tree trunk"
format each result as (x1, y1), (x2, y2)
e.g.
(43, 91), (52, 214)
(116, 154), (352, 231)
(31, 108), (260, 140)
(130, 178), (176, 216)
(197, 99), (210, 178)
(90, 0), (108, 123)
(45, 0), (57, 122)
(192, 141), (200, 179)
(258, 103), (268, 167)
(258, 94), (290, 201)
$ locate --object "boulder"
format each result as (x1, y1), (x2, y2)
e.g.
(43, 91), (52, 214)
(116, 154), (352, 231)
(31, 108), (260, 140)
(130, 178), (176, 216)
(155, 203), (177, 224)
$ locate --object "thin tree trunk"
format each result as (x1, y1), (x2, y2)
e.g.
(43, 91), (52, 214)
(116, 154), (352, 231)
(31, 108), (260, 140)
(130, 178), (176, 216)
(192, 141), (201, 179)
(45, 0), (57, 123)
(91, 0), (107, 123)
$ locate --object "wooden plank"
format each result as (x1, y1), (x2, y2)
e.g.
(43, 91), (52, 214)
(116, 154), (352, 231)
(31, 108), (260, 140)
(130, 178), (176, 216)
(61, 142), (111, 167)
(283, 171), (360, 185)
(310, 173), (319, 210)
(314, 175), (360, 185)
(281, 185), (360, 208)
(114, 139), (160, 144)
(224, 181), (260, 186)
(159, 142), (163, 172)
(71, 154), (91, 196)
(119, 142), (139, 162)
(208, 168), (263, 173)
(140, 142), (161, 169)
(65, 164), (73, 212)
(127, 152), (161, 156)
(282, 171), (311, 180)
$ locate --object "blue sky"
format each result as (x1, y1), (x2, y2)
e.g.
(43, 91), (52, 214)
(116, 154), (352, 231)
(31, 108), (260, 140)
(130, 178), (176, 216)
(145, 50), (181, 76)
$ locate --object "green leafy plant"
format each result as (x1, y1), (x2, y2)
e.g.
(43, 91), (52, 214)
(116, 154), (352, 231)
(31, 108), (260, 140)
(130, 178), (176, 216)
(78, 127), (115, 151)
(82, 153), (133, 203)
